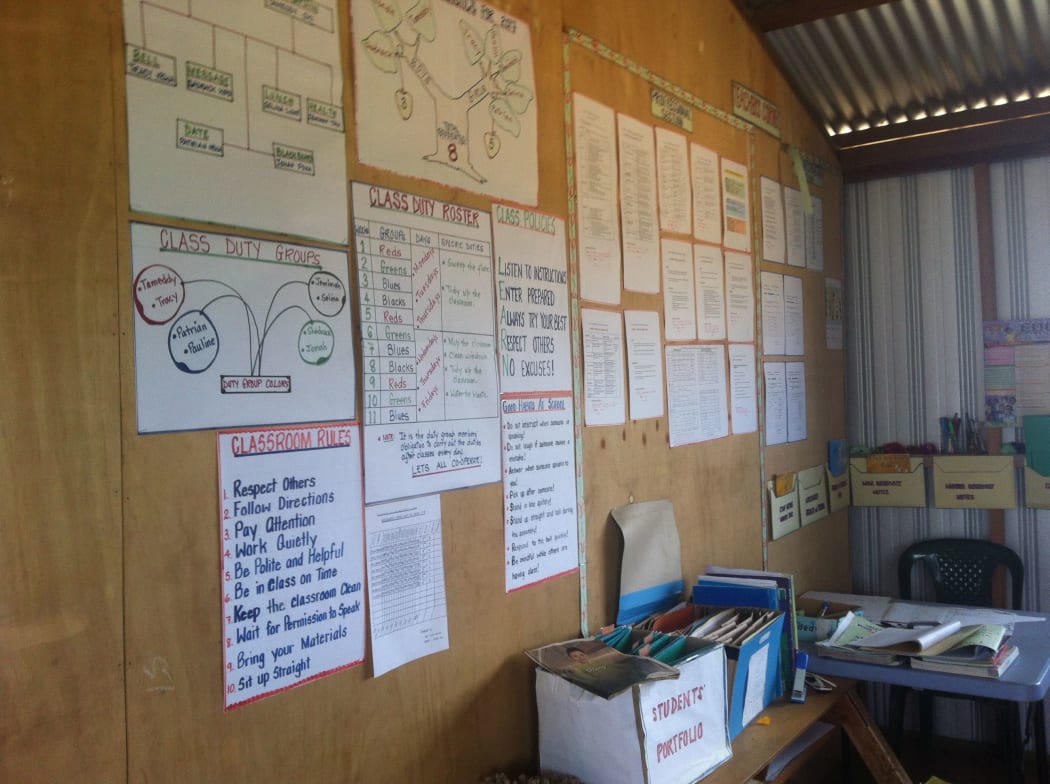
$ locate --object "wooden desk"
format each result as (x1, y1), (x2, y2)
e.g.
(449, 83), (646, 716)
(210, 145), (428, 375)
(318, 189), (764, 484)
(705, 678), (909, 783)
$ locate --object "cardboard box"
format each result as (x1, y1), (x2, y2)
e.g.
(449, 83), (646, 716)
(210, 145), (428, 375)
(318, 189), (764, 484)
(932, 455), (1016, 509)
(537, 639), (731, 784)
(1025, 466), (1050, 509)
(849, 456), (926, 507)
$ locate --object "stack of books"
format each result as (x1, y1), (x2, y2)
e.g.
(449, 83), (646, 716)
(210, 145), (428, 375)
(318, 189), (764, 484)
(815, 614), (1018, 678)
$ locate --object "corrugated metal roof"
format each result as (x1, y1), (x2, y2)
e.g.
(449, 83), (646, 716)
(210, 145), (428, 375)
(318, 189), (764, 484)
(734, 0), (1050, 173)
(762, 0), (1050, 141)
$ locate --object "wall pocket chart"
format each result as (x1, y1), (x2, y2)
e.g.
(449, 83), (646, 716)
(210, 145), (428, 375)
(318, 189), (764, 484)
(131, 223), (355, 433)
(218, 422), (365, 709)
(123, 0), (348, 243)
(353, 182), (501, 503)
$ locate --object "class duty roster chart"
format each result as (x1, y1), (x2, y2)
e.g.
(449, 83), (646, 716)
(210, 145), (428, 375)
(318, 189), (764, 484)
(352, 182), (501, 503)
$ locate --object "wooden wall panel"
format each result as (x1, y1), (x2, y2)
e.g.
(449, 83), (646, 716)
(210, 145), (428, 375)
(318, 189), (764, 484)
(3, 1), (847, 782)
(0, 4), (125, 782)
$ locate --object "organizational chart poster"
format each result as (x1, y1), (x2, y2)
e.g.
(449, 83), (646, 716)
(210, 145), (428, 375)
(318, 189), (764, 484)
(131, 223), (355, 433)
(351, 0), (538, 205)
(123, 0), (349, 243)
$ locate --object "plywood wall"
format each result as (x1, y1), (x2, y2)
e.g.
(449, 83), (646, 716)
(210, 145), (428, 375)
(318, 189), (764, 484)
(1, 1), (847, 782)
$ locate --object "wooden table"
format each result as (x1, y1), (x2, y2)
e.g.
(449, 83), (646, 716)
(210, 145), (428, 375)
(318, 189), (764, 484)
(704, 678), (910, 784)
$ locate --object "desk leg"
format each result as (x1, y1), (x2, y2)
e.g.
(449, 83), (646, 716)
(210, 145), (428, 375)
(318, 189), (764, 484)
(1036, 700), (1047, 784)
(830, 688), (911, 784)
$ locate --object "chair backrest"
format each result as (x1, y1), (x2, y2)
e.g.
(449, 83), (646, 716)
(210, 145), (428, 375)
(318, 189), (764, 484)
(898, 538), (1024, 610)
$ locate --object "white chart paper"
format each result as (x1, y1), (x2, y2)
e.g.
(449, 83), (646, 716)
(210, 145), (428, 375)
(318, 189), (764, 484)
(783, 274), (805, 356)
(728, 343), (758, 435)
(760, 177), (785, 264)
(787, 361), (808, 442)
(784, 186), (806, 268)
(366, 495), (449, 677)
(662, 239), (697, 341)
(691, 143), (722, 245)
(219, 422), (365, 709)
(502, 394), (579, 591)
(582, 308), (626, 426)
(351, 0), (538, 206)
(122, 0), (349, 242)
(694, 243), (726, 341)
(806, 195), (824, 272)
(721, 158), (751, 252)
(624, 310), (666, 420)
(131, 223), (355, 433)
(761, 271), (786, 356)
(353, 182), (501, 503)
(725, 252), (755, 343)
(618, 113), (660, 294)
(655, 126), (691, 235)
(764, 361), (787, 446)
(825, 277), (843, 350)
(573, 93), (622, 305)
(666, 345), (729, 447)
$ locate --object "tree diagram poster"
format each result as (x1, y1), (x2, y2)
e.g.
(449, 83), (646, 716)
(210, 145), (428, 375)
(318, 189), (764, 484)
(350, 0), (538, 205)
(353, 182), (501, 503)
(131, 222), (355, 433)
(122, 0), (349, 243)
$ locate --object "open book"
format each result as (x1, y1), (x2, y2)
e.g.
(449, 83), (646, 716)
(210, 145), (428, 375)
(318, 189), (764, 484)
(849, 621), (1008, 658)
(814, 612), (903, 665)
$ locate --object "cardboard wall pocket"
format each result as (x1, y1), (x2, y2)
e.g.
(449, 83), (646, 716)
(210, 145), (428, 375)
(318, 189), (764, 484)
(536, 642), (731, 784)
(798, 464), (828, 525)
(826, 466), (849, 512)
(768, 478), (799, 539)
(1025, 466), (1050, 509)
(849, 456), (926, 507)
(932, 455), (1016, 509)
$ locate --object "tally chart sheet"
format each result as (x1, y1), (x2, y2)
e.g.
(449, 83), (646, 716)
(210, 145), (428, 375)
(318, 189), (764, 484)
(353, 182), (501, 503)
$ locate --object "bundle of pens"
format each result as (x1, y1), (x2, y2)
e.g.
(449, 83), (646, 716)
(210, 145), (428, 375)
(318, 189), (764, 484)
(939, 412), (986, 455)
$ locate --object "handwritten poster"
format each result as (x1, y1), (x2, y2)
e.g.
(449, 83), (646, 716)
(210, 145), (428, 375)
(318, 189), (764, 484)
(493, 205), (572, 394)
(493, 205), (578, 592)
(131, 223), (355, 433)
(351, 0), (538, 205)
(353, 182), (501, 503)
(366, 495), (449, 677)
(122, 0), (348, 242)
(502, 395), (579, 592)
(218, 422), (364, 709)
